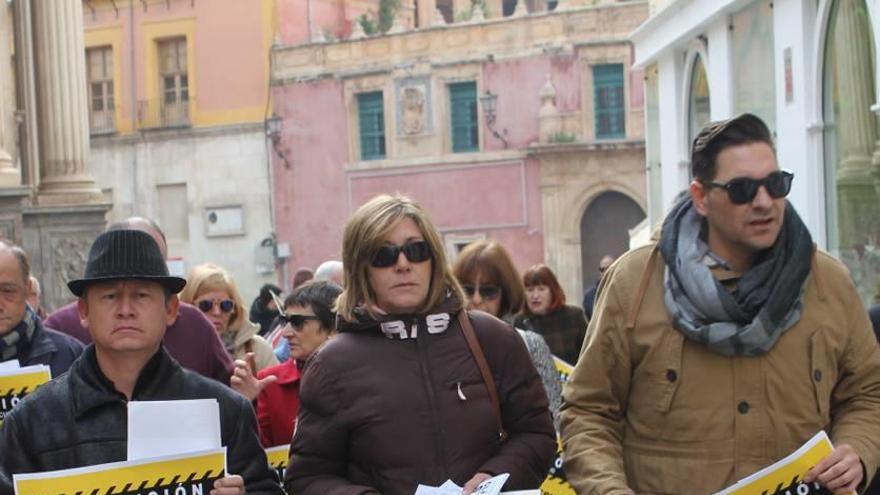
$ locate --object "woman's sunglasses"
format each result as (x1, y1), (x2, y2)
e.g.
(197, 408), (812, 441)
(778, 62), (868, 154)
(197, 299), (235, 314)
(280, 314), (321, 329)
(703, 170), (793, 205)
(461, 284), (501, 300)
(371, 241), (431, 268)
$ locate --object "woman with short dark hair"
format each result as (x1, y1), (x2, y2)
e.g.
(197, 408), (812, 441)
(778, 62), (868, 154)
(452, 240), (562, 430)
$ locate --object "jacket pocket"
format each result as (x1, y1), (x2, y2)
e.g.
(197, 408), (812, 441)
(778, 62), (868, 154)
(652, 330), (684, 414)
(809, 329), (833, 421)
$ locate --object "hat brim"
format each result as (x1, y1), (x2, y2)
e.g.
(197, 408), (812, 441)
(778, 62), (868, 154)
(68, 275), (187, 298)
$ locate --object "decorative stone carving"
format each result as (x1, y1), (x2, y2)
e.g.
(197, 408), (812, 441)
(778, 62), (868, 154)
(395, 77), (433, 136)
(470, 4), (486, 22)
(387, 13), (407, 34)
(51, 235), (91, 296)
(513, 0), (529, 17)
(433, 9), (448, 26)
(350, 19), (367, 39)
(401, 87), (426, 135)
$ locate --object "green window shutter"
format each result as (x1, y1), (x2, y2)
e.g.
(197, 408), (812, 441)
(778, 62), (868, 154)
(449, 82), (478, 152)
(593, 64), (625, 139)
(357, 92), (386, 160)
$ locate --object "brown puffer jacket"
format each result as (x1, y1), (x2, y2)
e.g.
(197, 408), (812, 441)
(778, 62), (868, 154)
(284, 294), (556, 495)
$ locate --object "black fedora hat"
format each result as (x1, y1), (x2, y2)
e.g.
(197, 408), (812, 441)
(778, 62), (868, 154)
(68, 229), (187, 297)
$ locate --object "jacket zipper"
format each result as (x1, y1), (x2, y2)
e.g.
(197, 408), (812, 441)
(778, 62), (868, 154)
(415, 317), (449, 478)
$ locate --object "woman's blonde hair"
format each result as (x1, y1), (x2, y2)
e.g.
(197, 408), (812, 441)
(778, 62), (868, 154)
(335, 194), (464, 321)
(179, 263), (248, 332)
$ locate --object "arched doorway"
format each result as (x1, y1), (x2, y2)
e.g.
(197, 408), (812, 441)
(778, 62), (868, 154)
(822, 0), (880, 305)
(579, 191), (645, 293)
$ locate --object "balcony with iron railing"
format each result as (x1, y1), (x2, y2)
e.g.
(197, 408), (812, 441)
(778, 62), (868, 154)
(137, 96), (193, 129)
(89, 109), (117, 135)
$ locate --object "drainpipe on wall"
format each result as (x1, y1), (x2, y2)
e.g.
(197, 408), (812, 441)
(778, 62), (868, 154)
(129, 0), (138, 216)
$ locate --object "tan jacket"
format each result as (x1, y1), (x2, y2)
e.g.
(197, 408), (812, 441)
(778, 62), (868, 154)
(560, 244), (880, 495)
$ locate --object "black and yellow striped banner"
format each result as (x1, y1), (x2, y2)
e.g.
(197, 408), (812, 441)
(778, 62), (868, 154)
(13, 448), (226, 495)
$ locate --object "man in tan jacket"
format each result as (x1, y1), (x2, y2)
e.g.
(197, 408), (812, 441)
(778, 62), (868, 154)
(561, 113), (880, 495)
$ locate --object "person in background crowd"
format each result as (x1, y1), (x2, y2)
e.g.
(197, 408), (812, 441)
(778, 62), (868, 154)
(514, 264), (587, 366)
(0, 242), (81, 377)
(452, 240), (562, 430)
(44, 217), (234, 385)
(0, 230), (283, 495)
(285, 194), (555, 495)
(580, 255), (615, 321)
(561, 113), (880, 494)
(181, 264), (278, 375)
(292, 267), (314, 290)
(232, 280), (342, 448)
(270, 261), (344, 363)
(26, 276), (46, 319)
(314, 260), (344, 286)
(250, 283), (281, 337)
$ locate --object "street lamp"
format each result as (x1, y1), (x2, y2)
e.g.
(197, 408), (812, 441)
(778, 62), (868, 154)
(479, 90), (509, 148)
(265, 114), (291, 168)
(479, 90), (498, 126)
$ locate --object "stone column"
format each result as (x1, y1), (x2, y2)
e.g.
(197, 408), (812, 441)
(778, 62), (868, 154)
(833, 0), (876, 180)
(826, 0), (880, 256)
(31, 0), (104, 205)
(0, 5), (20, 187)
(417, 0), (437, 27)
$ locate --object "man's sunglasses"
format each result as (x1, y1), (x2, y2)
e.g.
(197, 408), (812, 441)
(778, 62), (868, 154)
(704, 170), (793, 205)
(461, 284), (501, 300)
(197, 299), (235, 313)
(371, 241), (431, 268)
(280, 314), (321, 329)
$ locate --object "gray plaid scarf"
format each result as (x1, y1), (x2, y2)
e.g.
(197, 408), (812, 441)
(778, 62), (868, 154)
(0, 305), (38, 362)
(659, 197), (812, 356)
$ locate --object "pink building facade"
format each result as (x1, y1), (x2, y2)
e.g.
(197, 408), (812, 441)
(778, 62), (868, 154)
(271, 0), (650, 299)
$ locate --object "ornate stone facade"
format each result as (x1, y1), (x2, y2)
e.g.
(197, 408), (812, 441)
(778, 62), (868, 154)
(271, 1), (649, 301)
(0, 0), (111, 311)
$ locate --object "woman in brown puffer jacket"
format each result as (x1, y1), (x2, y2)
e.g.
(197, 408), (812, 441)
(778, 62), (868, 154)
(284, 194), (556, 495)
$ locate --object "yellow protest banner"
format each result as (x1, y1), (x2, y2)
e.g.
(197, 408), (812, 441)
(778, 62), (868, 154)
(266, 444), (289, 483)
(13, 448), (226, 495)
(0, 365), (51, 427)
(714, 431), (849, 495)
(539, 357), (575, 495)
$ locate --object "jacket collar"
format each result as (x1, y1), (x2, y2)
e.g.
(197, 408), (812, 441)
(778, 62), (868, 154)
(70, 344), (180, 419)
(19, 318), (57, 363)
(274, 360), (301, 385)
(336, 289), (464, 340)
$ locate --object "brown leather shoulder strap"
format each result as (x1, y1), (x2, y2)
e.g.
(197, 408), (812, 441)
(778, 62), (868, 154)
(457, 310), (507, 441)
(626, 244), (660, 330)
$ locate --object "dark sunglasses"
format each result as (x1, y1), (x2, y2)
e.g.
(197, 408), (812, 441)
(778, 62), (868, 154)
(371, 241), (431, 268)
(280, 314), (321, 329)
(461, 284), (501, 300)
(704, 170), (793, 205)
(197, 299), (235, 313)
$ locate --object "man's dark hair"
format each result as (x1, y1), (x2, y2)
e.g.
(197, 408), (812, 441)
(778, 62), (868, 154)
(283, 280), (342, 331)
(258, 283), (282, 305)
(691, 113), (774, 182)
(0, 240), (30, 282)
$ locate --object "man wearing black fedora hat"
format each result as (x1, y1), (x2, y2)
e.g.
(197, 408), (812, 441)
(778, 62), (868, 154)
(45, 216), (235, 385)
(0, 229), (283, 494)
